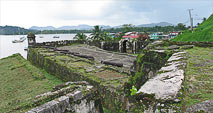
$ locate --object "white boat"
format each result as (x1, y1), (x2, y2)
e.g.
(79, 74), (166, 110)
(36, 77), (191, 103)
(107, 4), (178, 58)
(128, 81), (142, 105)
(53, 36), (60, 38)
(12, 37), (26, 43)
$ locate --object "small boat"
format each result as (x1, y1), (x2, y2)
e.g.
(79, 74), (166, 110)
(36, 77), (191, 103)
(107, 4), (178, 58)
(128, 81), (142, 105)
(39, 36), (44, 38)
(53, 36), (60, 38)
(12, 37), (26, 43)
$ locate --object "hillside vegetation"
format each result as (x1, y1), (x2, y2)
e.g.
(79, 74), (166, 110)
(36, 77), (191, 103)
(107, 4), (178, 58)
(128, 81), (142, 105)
(172, 14), (213, 42)
(0, 54), (63, 112)
(0, 26), (35, 35)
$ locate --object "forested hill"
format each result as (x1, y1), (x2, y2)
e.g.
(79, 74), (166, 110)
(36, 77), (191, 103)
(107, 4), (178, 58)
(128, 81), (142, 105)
(172, 14), (213, 42)
(1, 24), (184, 35)
(0, 26), (35, 35)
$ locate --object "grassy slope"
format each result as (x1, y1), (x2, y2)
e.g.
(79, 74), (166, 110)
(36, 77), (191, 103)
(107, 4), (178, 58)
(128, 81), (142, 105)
(183, 47), (213, 110)
(172, 14), (213, 42)
(0, 54), (63, 112)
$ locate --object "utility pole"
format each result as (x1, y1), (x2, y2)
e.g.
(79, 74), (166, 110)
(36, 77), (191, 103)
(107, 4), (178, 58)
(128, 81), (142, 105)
(188, 9), (193, 32)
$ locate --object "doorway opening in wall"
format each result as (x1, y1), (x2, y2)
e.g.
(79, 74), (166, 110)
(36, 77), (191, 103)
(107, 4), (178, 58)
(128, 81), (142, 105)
(122, 40), (127, 53)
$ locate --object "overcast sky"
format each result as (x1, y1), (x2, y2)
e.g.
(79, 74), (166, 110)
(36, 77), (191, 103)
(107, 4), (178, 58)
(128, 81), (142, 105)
(0, 0), (212, 28)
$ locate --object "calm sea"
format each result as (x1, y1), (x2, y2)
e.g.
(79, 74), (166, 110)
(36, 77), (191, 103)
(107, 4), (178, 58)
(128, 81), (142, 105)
(0, 34), (90, 59)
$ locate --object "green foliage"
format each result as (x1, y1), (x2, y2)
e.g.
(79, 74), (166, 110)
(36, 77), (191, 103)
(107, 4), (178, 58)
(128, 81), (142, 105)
(172, 14), (213, 42)
(90, 26), (118, 41)
(0, 54), (63, 112)
(74, 32), (87, 41)
(130, 86), (137, 96)
(177, 23), (186, 31)
(182, 47), (213, 108)
(103, 107), (112, 113)
(121, 24), (135, 33)
(102, 31), (113, 41)
(0, 25), (36, 35)
(90, 25), (103, 40)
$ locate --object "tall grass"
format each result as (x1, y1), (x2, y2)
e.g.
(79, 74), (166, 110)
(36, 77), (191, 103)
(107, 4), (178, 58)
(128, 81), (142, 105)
(172, 14), (213, 42)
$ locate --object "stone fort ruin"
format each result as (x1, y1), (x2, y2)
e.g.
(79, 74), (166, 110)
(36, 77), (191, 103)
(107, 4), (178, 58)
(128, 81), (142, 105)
(26, 34), (213, 113)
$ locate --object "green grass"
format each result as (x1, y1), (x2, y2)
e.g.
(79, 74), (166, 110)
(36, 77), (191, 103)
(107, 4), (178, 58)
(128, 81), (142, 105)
(0, 54), (63, 112)
(182, 47), (213, 110)
(103, 107), (112, 113)
(172, 14), (213, 42)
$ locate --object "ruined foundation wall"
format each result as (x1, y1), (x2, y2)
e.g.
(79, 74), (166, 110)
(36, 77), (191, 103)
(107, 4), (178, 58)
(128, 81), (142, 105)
(35, 40), (86, 47)
(26, 82), (103, 113)
(34, 40), (120, 52)
(128, 50), (172, 90)
(27, 48), (130, 112)
(87, 40), (119, 52)
(135, 51), (188, 113)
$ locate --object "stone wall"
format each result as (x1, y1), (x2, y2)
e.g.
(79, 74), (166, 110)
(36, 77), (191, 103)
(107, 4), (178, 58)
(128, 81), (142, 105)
(34, 40), (149, 54)
(27, 43), (174, 112)
(26, 81), (103, 113)
(34, 40), (120, 52)
(119, 40), (150, 54)
(128, 50), (172, 90)
(136, 51), (188, 113)
(27, 47), (131, 112)
(136, 41), (150, 52)
(35, 40), (86, 47)
(101, 41), (119, 52)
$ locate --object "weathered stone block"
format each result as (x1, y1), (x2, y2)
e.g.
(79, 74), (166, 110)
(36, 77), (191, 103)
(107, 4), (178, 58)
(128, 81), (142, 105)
(168, 45), (180, 50)
(137, 51), (187, 102)
(181, 45), (194, 49)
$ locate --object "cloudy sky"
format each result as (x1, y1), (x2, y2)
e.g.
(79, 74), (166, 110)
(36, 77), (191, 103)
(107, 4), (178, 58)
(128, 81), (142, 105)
(0, 0), (212, 28)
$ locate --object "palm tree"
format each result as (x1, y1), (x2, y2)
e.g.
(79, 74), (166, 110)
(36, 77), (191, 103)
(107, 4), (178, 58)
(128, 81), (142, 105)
(74, 32), (87, 41)
(90, 25), (103, 40)
(102, 32), (112, 41)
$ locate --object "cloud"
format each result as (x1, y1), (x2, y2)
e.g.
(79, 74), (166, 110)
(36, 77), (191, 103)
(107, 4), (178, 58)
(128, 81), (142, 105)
(0, 0), (212, 28)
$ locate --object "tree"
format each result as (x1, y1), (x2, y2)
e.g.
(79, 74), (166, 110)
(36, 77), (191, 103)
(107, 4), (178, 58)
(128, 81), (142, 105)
(177, 23), (186, 31)
(121, 24), (135, 33)
(203, 17), (207, 22)
(197, 23), (200, 26)
(90, 25), (103, 40)
(74, 32), (87, 41)
(102, 31), (112, 41)
(138, 33), (150, 41)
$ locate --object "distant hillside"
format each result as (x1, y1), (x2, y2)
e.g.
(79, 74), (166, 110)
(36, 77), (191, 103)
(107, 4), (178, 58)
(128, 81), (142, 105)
(30, 25), (111, 30)
(0, 26), (35, 35)
(172, 14), (213, 42)
(137, 22), (174, 27)
(29, 22), (173, 31)
(30, 26), (56, 30)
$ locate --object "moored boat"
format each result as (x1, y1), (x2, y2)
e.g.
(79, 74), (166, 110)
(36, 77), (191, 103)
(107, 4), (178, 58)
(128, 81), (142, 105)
(12, 37), (26, 43)
(53, 36), (60, 38)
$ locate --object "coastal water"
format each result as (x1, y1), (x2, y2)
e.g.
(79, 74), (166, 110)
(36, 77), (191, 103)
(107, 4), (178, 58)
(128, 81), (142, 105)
(0, 34), (87, 59)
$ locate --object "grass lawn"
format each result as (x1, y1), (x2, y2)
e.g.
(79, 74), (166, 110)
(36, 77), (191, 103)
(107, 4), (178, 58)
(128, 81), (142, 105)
(183, 47), (213, 110)
(0, 54), (63, 113)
